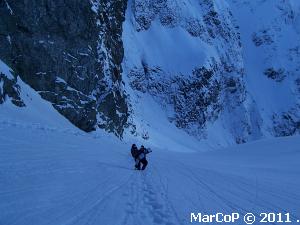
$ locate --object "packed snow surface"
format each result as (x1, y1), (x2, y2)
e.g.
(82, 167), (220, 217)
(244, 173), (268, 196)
(0, 94), (300, 225)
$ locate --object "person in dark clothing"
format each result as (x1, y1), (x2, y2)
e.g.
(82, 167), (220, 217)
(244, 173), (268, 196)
(136, 145), (152, 170)
(131, 144), (139, 159)
(131, 144), (140, 170)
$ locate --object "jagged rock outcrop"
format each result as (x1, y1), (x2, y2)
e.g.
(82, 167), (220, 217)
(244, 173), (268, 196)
(0, 65), (25, 107)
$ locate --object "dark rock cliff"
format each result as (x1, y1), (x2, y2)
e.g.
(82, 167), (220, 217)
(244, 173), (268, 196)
(0, 0), (128, 136)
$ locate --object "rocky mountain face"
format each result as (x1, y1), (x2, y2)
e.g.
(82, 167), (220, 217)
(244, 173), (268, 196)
(0, 0), (128, 136)
(228, 0), (300, 139)
(1, 0), (299, 145)
(123, 0), (300, 144)
(122, 0), (259, 144)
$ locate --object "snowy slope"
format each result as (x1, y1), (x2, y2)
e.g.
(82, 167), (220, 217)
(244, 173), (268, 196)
(1, 120), (300, 225)
(1, 93), (300, 225)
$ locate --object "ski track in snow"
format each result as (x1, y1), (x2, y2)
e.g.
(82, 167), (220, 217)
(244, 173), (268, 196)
(0, 121), (299, 225)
